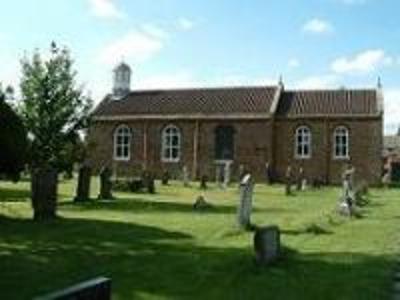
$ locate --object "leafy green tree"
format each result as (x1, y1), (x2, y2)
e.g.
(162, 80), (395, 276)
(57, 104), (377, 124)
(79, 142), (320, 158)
(19, 42), (92, 220)
(0, 85), (27, 181)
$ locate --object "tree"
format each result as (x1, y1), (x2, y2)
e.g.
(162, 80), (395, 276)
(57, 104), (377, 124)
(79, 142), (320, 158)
(0, 85), (27, 181)
(19, 42), (92, 220)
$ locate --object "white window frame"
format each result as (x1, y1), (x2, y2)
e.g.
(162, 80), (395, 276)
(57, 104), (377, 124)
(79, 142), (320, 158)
(333, 126), (350, 160)
(113, 125), (132, 161)
(161, 125), (181, 163)
(295, 126), (312, 159)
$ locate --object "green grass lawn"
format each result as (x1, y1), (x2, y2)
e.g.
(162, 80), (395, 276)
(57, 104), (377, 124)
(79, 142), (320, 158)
(0, 178), (399, 300)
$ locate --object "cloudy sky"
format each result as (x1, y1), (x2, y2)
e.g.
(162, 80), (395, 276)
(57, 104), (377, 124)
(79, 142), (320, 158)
(0, 0), (399, 133)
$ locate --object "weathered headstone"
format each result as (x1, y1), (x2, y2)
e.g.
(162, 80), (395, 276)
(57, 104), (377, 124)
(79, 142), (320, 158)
(193, 195), (212, 211)
(338, 167), (355, 216)
(301, 178), (308, 191)
(296, 167), (304, 191)
(200, 175), (208, 190)
(31, 167), (58, 220)
(182, 165), (190, 187)
(98, 166), (113, 200)
(237, 173), (254, 230)
(223, 161), (232, 189)
(254, 226), (281, 266)
(141, 171), (156, 194)
(161, 170), (170, 186)
(265, 162), (271, 185)
(285, 166), (293, 196)
(74, 165), (91, 202)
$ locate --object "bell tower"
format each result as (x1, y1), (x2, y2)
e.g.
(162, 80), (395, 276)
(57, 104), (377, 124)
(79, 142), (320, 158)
(112, 62), (131, 99)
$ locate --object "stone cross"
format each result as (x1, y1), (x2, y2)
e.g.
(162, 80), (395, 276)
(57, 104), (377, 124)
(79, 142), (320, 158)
(237, 173), (254, 230)
(223, 161), (232, 189)
(285, 166), (293, 196)
(182, 165), (190, 187)
(74, 164), (91, 202)
(98, 166), (113, 200)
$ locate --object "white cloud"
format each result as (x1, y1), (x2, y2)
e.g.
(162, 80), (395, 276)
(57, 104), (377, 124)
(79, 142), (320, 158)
(88, 0), (123, 19)
(98, 26), (166, 66)
(176, 18), (195, 31)
(303, 18), (333, 34)
(331, 49), (393, 74)
(288, 58), (300, 68)
(383, 89), (400, 134)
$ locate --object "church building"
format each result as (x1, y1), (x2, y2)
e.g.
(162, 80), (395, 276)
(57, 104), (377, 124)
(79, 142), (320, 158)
(88, 63), (384, 184)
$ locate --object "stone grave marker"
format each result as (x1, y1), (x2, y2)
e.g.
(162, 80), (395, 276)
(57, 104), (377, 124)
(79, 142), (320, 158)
(296, 167), (304, 191)
(182, 165), (190, 187)
(285, 166), (293, 196)
(338, 167), (355, 216)
(74, 164), (91, 202)
(200, 175), (208, 190)
(193, 195), (212, 211)
(161, 170), (170, 186)
(98, 166), (113, 200)
(254, 226), (281, 266)
(265, 162), (271, 185)
(223, 161), (232, 189)
(237, 173), (254, 230)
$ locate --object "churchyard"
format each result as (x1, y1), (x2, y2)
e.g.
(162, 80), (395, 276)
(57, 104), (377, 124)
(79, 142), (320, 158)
(1, 177), (399, 299)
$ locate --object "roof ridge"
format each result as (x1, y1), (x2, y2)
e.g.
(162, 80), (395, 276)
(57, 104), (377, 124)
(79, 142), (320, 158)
(284, 88), (377, 93)
(127, 85), (278, 94)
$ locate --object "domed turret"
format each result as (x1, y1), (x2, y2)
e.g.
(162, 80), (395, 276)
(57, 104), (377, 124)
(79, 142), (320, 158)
(113, 62), (131, 99)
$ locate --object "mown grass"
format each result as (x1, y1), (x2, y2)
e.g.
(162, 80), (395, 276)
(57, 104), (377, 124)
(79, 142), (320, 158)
(0, 178), (399, 300)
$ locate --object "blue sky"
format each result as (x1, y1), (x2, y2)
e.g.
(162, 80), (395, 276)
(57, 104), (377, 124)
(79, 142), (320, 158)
(0, 0), (399, 133)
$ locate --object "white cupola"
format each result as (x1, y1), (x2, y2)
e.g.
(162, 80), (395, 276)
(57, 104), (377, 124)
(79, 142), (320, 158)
(112, 62), (131, 99)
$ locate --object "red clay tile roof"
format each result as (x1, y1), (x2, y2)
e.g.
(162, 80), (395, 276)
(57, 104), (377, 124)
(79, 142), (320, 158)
(93, 86), (278, 117)
(277, 89), (379, 117)
(93, 86), (380, 118)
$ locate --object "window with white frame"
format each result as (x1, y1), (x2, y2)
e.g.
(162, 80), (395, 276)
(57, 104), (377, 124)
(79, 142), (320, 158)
(334, 126), (349, 159)
(113, 125), (132, 161)
(162, 125), (181, 162)
(295, 126), (312, 159)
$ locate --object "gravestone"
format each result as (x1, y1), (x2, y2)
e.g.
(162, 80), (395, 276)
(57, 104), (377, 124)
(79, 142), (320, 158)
(98, 166), (113, 200)
(161, 170), (170, 186)
(254, 226), (281, 266)
(237, 173), (254, 230)
(285, 166), (293, 196)
(142, 171), (156, 194)
(296, 167), (304, 191)
(265, 162), (271, 185)
(193, 195), (212, 211)
(215, 164), (224, 188)
(200, 175), (208, 190)
(301, 178), (308, 191)
(382, 169), (391, 188)
(74, 165), (91, 202)
(31, 167), (58, 220)
(223, 161), (232, 189)
(338, 167), (355, 216)
(182, 165), (190, 187)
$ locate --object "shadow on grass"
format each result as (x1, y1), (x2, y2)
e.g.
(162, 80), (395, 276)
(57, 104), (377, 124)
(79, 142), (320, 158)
(60, 198), (291, 215)
(0, 214), (394, 300)
(0, 187), (31, 202)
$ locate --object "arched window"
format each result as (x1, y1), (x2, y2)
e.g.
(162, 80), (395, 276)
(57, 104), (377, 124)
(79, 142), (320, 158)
(334, 126), (349, 159)
(113, 125), (132, 161)
(215, 125), (235, 160)
(162, 125), (181, 162)
(295, 126), (312, 159)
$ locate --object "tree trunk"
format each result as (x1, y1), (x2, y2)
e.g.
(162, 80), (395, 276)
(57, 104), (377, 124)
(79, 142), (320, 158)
(31, 167), (58, 221)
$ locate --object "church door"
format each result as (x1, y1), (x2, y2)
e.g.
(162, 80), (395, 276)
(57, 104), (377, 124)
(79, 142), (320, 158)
(215, 125), (235, 161)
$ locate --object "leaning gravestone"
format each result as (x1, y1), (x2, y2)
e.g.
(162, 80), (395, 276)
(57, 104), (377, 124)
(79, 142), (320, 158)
(182, 165), (190, 187)
(98, 166), (113, 200)
(254, 226), (281, 266)
(237, 173), (254, 230)
(285, 166), (293, 196)
(74, 165), (91, 202)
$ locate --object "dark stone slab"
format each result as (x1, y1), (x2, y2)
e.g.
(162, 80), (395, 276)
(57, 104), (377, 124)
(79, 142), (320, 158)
(254, 226), (281, 266)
